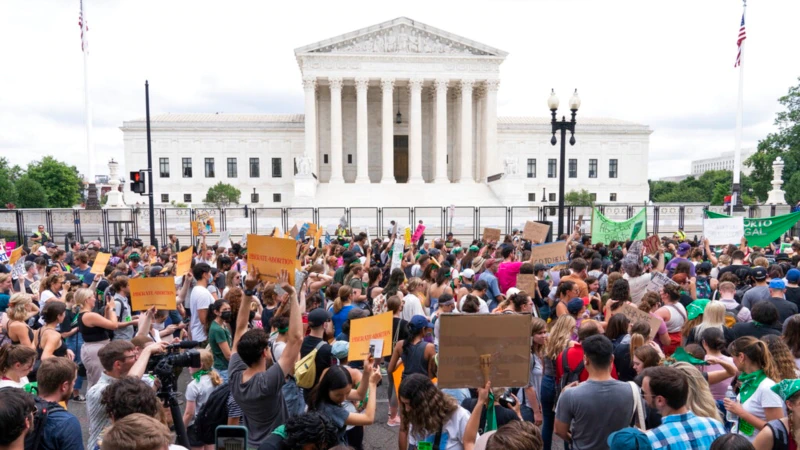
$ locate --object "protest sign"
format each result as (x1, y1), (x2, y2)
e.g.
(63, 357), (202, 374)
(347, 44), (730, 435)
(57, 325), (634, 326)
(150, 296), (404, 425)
(591, 207), (647, 243)
(11, 261), (25, 278)
(3, 240), (15, 257)
(390, 239), (405, 272)
(781, 242), (793, 254)
(191, 217), (215, 235)
(176, 248), (193, 277)
(9, 247), (23, 266)
(646, 271), (678, 293)
(705, 210), (800, 248)
(296, 223), (310, 242)
(530, 241), (568, 267)
(0, 251), (6, 264)
(247, 234), (296, 285)
(219, 230), (232, 248)
(289, 224), (300, 239)
(404, 227), (412, 247)
(307, 223), (318, 238)
(241, 234), (248, 247)
(411, 224), (426, 243)
(618, 304), (661, 338)
(482, 228), (501, 243)
(703, 216), (744, 245)
(91, 253), (111, 275)
(314, 227), (323, 247)
(129, 277), (177, 311)
(437, 314), (531, 388)
(348, 312), (393, 361)
(643, 235), (661, 255)
(516, 274), (537, 295)
(523, 221), (550, 243)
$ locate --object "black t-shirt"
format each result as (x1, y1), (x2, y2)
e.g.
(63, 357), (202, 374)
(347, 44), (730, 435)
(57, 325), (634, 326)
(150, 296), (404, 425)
(679, 294), (693, 309)
(460, 398), (519, 433)
(732, 322), (782, 339)
(718, 264), (750, 278)
(300, 336), (333, 388)
(784, 287), (800, 311)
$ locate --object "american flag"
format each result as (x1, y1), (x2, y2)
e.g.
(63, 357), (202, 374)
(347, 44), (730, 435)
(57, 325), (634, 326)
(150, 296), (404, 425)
(78, 0), (88, 52)
(734, 13), (746, 67)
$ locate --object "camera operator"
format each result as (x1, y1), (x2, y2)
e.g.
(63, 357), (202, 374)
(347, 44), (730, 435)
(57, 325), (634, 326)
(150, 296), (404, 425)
(86, 339), (167, 450)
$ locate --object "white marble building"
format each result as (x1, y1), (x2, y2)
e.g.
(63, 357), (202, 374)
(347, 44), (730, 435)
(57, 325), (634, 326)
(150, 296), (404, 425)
(122, 17), (651, 207)
(691, 149), (754, 177)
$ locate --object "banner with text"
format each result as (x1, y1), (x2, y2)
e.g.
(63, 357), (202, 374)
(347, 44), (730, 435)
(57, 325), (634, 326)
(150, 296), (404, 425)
(130, 277), (177, 311)
(703, 216), (744, 245)
(247, 234), (296, 285)
(348, 312), (393, 361)
(91, 253), (111, 275)
(704, 210), (800, 248)
(530, 241), (569, 267)
(591, 207), (647, 243)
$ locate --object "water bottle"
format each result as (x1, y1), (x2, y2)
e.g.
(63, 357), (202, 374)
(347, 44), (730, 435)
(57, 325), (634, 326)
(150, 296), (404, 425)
(725, 386), (738, 423)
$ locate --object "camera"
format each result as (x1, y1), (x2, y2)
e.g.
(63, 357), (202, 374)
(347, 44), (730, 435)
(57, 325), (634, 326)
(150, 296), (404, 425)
(147, 341), (202, 392)
(498, 391), (517, 409)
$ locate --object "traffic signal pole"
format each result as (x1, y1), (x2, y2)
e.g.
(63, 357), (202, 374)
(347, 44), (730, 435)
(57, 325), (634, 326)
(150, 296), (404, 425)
(144, 81), (156, 247)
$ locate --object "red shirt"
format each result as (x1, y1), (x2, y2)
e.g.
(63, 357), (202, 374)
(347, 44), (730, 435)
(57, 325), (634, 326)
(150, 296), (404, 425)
(555, 342), (618, 383)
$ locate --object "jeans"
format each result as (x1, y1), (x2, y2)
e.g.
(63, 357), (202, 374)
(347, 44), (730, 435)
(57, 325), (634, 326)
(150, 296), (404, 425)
(65, 332), (85, 392)
(521, 404), (534, 423)
(541, 374), (570, 450)
(218, 369), (229, 383)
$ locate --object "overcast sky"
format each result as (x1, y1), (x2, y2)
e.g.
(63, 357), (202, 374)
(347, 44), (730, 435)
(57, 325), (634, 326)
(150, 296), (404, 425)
(1, 0), (798, 181)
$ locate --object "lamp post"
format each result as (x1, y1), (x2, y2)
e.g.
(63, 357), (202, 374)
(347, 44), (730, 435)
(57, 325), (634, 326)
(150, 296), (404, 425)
(549, 89), (580, 238)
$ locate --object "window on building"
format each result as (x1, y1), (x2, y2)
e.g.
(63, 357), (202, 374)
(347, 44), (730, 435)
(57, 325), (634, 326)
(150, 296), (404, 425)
(161, 194), (169, 203)
(205, 158), (215, 178)
(250, 158), (260, 178)
(184, 194), (191, 202)
(273, 193), (281, 203)
(590, 193), (597, 202)
(610, 193), (617, 201)
(323, 154), (329, 164)
(549, 193), (556, 202)
(528, 193), (536, 202)
(609, 159), (618, 178)
(347, 154), (353, 164)
(159, 158), (169, 178)
(272, 158), (282, 178)
(568, 159), (577, 178)
(227, 158), (237, 178)
(182, 158), (192, 178)
(589, 159), (598, 178)
(548, 159), (557, 178)
(527, 159), (536, 178)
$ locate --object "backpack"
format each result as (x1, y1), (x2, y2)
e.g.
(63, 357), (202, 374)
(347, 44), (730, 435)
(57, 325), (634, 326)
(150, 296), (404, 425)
(268, 343), (306, 418)
(24, 397), (64, 450)
(193, 382), (231, 445)
(294, 341), (326, 389)
(724, 304), (744, 328)
(558, 349), (585, 393)
(695, 277), (712, 300)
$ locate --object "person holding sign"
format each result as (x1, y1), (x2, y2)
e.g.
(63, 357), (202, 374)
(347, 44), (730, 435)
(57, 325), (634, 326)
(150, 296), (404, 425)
(387, 315), (436, 384)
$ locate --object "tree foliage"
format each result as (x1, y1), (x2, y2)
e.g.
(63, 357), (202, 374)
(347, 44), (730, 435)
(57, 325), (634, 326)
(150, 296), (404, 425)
(15, 175), (47, 208)
(0, 158), (19, 206)
(204, 182), (241, 208)
(564, 189), (594, 206)
(24, 156), (83, 207)
(648, 170), (754, 205)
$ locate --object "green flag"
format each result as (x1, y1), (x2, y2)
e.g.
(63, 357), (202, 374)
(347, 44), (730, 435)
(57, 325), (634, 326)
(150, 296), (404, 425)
(591, 207), (647, 244)
(704, 210), (800, 248)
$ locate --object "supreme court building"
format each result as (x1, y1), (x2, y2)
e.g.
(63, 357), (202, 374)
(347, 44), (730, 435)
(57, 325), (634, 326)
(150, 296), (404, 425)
(122, 17), (651, 207)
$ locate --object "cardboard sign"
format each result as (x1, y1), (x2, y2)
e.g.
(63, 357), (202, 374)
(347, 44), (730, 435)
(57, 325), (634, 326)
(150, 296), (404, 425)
(314, 227), (323, 247)
(289, 224), (300, 239)
(643, 235), (661, 255)
(9, 247), (23, 266)
(247, 234), (296, 285)
(411, 224), (426, 243)
(437, 314), (531, 389)
(307, 223), (318, 238)
(646, 271), (678, 293)
(129, 277), (177, 311)
(219, 230), (232, 248)
(483, 227), (501, 243)
(523, 221), (550, 243)
(348, 312), (393, 361)
(516, 274), (537, 295)
(530, 241), (568, 267)
(703, 217), (745, 245)
(176, 247), (193, 277)
(191, 217), (215, 235)
(11, 261), (25, 278)
(618, 304), (661, 339)
(91, 253), (111, 275)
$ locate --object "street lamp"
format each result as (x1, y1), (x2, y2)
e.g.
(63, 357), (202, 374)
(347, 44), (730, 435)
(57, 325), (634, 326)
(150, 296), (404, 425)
(549, 89), (580, 237)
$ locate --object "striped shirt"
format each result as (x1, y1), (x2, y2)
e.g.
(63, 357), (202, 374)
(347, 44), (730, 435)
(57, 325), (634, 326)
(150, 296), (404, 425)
(87, 372), (115, 449)
(646, 412), (726, 450)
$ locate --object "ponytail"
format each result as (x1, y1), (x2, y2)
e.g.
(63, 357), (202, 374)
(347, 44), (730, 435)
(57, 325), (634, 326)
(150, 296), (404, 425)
(629, 321), (652, 363)
(0, 344), (37, 372)
(729, 336), (781, 382)
(334, 286), (353, 313)
(756, 340), (781, 382)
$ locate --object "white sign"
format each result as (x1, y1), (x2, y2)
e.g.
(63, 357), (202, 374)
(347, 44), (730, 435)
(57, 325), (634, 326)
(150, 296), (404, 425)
(219, 230), (232, 248)
(390, 239), (405, 272)
(703, 217), (745, 245)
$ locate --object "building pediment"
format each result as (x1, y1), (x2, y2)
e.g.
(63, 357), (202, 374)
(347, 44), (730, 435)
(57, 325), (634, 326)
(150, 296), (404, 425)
(294, 17), (507, 58)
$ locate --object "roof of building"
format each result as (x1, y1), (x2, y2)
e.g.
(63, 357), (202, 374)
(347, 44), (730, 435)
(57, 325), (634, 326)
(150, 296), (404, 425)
(498, 116), (640, 126)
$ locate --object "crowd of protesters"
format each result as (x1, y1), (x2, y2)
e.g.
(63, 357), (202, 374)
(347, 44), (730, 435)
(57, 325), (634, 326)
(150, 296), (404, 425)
(3, 222), (800, 450)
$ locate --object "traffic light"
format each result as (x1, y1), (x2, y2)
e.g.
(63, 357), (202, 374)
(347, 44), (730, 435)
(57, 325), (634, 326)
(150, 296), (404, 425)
(130, 170), (146, 194)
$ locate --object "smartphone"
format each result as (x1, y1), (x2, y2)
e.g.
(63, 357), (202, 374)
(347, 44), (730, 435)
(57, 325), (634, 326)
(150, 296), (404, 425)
(215, 425), (248, 450)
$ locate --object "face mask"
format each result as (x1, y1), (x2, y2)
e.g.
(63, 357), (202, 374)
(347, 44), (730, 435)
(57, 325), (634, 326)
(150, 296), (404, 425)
(220, 311), (232, 321)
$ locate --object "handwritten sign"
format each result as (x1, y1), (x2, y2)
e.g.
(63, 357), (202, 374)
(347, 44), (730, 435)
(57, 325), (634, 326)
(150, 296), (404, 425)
(523, 221), (550, 243)
(219, 230), (232, 248)
(646, 271), (678, 294)
(247, 234), (296, 285)
(437, 314), (531, 388)
(390, 239), (405, 272)
(348, 312), (393, 361)
(643, 235), (661, 255)
(129, 277), (177, 311)
(530, 241), (568, 267)
(618, 304), (661, 339)
(91, 253), (111, 275)
(9, 247), (23, 266)
(176, 248), (193, 277)
(411, 224), (426, 243)
(703, 217), (744, 246)
(516, 274), (537, 295)
(483, 227), (501, 243)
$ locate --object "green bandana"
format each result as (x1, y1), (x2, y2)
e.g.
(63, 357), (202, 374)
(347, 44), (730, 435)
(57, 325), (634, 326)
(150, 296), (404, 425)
(485, 392), (499, 432)
(191, 369), (210, 383)
(686, 299), (710, 321)
(671, 347), (709, 366)
(737, 370), (768, 436)
(771, 379), (800, 401)
(278, 326), (289, 334)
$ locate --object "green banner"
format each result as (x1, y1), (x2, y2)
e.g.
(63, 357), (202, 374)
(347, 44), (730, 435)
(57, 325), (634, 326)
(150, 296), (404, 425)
(704, 210), (800, 248)
(591, 207), (647, 243)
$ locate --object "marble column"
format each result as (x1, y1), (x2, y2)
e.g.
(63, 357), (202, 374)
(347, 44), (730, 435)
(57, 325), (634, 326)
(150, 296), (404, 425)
(434, 79), (449, 183)
(355, 77), (370, 184)
(484, 79), (500, 179)
(460, 79), (474, 183)
(407, 78), (424, 184)
(380, 78), (395, 184)
(302, 76), (317, 176)
(328, 77), (344, 184)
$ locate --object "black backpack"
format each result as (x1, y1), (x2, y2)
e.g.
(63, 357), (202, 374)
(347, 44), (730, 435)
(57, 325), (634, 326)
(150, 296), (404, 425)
(559, 349), (584, 393)
(193, 382), (231, 445)
(24, 397), (64, 450)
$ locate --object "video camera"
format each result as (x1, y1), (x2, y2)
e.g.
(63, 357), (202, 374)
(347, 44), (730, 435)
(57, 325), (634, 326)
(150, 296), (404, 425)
(124, 237), (144, 248)
(147, 340), (202, 392)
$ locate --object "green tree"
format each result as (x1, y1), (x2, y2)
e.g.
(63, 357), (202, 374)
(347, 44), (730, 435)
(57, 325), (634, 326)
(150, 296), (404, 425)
(0, 158), (19, 206)
(15, 175), (47, 208)
(204, 182), (241, 208)
(564, 189), (594, 206)
(25, 156), (83, 208)
(746, 77), (800, 203)
(648, 170), (754, 205)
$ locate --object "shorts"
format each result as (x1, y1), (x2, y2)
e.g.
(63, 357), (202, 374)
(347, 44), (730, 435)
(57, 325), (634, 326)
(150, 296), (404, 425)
(186, 423), (205, 447)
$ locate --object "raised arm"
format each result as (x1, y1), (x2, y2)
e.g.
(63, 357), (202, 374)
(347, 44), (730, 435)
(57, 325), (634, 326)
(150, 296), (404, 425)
(278, 270), (303, 376)
(233, 268), (260, 352)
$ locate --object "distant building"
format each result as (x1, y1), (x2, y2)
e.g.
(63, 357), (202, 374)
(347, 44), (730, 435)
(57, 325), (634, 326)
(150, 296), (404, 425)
(658, 174), (689, 182)
(691, 149), (755, 176)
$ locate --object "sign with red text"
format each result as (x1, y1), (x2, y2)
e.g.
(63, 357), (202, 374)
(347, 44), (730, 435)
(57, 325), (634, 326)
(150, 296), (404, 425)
(530, 241), (569, 267)
(247, 234), (296, 285)
(348, 312), (393, 361)
(129, 277), (176, 311)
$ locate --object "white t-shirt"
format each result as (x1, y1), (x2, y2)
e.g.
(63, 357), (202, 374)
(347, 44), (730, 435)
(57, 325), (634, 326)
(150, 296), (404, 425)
(39, 290), (57, 304)
(458, 296), (490, 314)
(189, 285), (214, 342)
(733, 377), (786, 441)
(623, 273), (652, 305)
(409, 406), (473, 450)
(0, 376), (29, 389)
(401, 294), (427, 321)
(185, 374), (216, 425)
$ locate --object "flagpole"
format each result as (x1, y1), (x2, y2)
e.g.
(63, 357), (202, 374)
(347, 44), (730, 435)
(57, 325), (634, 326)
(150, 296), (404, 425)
(82, 0), (100, 210)
(730, 0), (746, 214)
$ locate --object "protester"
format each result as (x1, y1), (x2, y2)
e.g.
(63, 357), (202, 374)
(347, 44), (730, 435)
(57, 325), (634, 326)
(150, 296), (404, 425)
(0, 387), (35, 449)
(184, 350), (224, 450)
(388, 315), (436, 382)
(540, 314), (576, 450)
(0, 344), (36, 388)
(206, 299), (232, 381)
(398, 374), (471, 450)
(100, 413), (175, 450)
(752, 379), (800, 450)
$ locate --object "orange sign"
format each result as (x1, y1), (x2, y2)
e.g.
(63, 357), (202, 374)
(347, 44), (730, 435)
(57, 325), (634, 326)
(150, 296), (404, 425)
(247, 234), (296, 285)
(348, 312), (393, 361)
(176, 247), (193, 277)
(9, 247), (23, 266)
(129, 277), (177, 311)
(191, 217), (215, 236)
(91, 253), (111, 275)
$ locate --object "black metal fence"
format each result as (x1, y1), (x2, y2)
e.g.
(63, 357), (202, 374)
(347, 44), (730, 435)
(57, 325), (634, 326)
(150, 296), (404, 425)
(0, 203), (791, 249)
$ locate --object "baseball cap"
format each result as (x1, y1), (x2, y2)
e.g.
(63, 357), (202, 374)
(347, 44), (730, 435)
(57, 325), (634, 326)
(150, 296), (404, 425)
(567, 298), (585, 315)
(769, 279), (786, 290)
(506, 287), (521, 297)
(128, 252), (141, 260)
(307, 308), (332, 327)
(696, 262), (713, 273)
(452, 247), (463, 255)
(676, 242), (691, 256)
(607, 428), (652, 450)
(44, 242), (57, 248)
(750, 266), (768, 281)
(787, 268), (800, 283)
(468, 245), (480, 252)
(331, 341), (349, 360)
(461, 268), (475, 280)
(533, 263), (548, 273)
(447, 232), (453, 237)
(148, 266), (163, 277)
(409, 315), (434, 331)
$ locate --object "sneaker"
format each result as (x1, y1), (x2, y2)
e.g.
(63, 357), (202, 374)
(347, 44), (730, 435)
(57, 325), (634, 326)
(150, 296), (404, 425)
(387, 416), (401, 427)
(71, 394), (86, 403)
